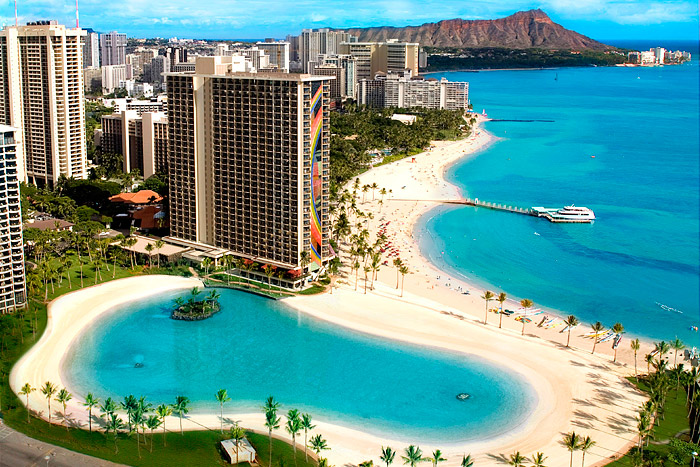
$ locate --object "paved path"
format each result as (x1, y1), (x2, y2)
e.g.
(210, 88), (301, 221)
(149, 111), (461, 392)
(0, 419), (123, 467)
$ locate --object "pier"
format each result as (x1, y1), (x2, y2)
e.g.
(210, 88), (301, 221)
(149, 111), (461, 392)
(393, 198), (594, 223)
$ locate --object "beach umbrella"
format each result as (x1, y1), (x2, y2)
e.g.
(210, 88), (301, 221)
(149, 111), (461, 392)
(515, 316), (532, 336)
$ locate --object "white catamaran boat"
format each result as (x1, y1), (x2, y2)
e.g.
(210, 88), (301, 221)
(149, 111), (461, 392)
(531, 205), (596, 223)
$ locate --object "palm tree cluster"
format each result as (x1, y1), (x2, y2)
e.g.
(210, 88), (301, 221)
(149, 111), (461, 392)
(506, 451), (549, 467)
(172, 288), (221, 319)
(372, 446), (475, 467)
(262, 396), (329, 467)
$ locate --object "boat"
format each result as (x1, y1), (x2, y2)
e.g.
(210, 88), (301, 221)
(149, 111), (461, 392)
(456, 393), (470, 401)
(531, 205), (596, 223)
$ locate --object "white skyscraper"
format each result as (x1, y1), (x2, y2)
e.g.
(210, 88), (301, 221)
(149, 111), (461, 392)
(0, 21), (88, 185)
(256, 41), (290, 72)
(0, 125), (26, 313)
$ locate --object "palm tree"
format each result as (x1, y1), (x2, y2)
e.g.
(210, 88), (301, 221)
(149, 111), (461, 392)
(630, 338), (640, 378)
(520, 299), (534, 335)
(429, 450), (446, 467)
(481, 290), (494, 325)
(286, 409), (302, 458)
(381, 446), (397, 467)
(146, 415), (161, 452)
(393, 258), (403, 289)
(579, 436), (595, 467)
(18, 383), (35, 423)
(565, 315), (579, 348)
(645, 353), (655, 375)
(301, 413), (316, 461)
(264, 406), (281, 464)
(310, 434), (329, 459)
(83, 393), (99, 432)
(497, 292), (507, 328)
(121, 394), (138, 432)
(563, 431), (581, 467)
(172, 395), (189, 435)
(360, 461), (374, 467)
(56, 388), (72, 429)
(610, 322), (625, 362)
(215, 389), (230, 434)
(144, 243), (154, 267)
(590, 322), (604, 354)
(299, 250), (311, 273)
(460, 454), (474, 467)
(106, 413), (124, 454)
(230, 424), (246, 465)
(100, 397), (117, 423)
(671, 338), (685, 367)
(156, 403), (172, 446)
(508, 452), (527, 467)
(363, 266), (371, 294)
(654, 341), (671, 363)
(402, 445), (425, 467)
(399, 265), (409, 297)
(154, 240), (164, 268)
(531, 452), (547, 467)
(40, 381), (57, 424)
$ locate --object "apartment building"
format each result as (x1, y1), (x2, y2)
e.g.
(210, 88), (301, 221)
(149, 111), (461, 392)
(256, 41), (290, 72)
(100, 110), (168, 177)
(102, 64), (133, 93)
(100, 31), (127, 66)
(166, 56), (332, 270)
(0, 126), (26, 313)
(299, 28), (355, 73)
(339, 40), (419, 80)
(0, 21), (88, 185)
(83, 30), (99, 68)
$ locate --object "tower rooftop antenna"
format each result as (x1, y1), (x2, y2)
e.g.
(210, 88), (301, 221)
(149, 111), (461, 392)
(75, 0), (79, 28)
(14, 0), (18, 27)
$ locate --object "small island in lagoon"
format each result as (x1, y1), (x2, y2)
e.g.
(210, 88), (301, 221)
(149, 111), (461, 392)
(172, 287), (221, 321)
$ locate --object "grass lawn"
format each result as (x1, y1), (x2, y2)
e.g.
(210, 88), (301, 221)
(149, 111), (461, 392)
(1, 255), (319, 467)
(606, 377), (692, 466)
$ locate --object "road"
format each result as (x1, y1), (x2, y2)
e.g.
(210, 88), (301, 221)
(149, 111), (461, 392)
(0, 419), (124, 467)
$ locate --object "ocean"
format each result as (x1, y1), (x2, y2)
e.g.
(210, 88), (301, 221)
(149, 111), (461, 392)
(420, 41), (699, 345)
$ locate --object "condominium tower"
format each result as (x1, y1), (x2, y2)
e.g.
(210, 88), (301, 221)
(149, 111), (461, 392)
(83, 30), (99, 68)
(0, 21), (88, 185)
(166, 56), (332, 269)
(0, 126), (26, 313)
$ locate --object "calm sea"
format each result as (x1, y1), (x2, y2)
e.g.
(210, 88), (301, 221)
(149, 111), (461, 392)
(420, 42), (699, 345)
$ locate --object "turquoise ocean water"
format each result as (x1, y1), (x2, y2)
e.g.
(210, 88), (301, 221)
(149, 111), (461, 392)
(421, 41), (699, 345)
(64, 288), (535, 443)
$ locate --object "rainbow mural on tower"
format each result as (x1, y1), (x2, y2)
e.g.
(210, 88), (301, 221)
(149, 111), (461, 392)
(309, 81), (323, 266)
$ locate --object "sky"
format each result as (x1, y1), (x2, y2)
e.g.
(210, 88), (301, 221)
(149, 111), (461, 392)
(0, 0), (698, 41)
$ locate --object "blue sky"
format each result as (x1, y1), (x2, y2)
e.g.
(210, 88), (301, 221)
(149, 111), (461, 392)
(1, 0), (698, 40)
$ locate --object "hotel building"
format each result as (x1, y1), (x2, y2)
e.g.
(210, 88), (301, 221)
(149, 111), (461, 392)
(338, 40), (419, 81)
(166, 56), (332, 270)
(360, 74), (469, 111)
(0, 21), (88, 186)
(0, 125), (26, 313)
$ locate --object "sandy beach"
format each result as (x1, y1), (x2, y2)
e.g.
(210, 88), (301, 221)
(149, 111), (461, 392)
(9, 120), (665, 466)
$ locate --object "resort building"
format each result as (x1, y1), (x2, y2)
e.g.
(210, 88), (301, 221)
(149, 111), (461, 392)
(0, 21), (88, 186)
(100, 31), (127, 66)
(165, 56), (333, 271)
(101, 97), (167, 115)
(359, 73), (469, 111)
(0, 125), (26, 313)
(312, 54), (357, 99)
(100, 111), (168, 177)
(101, 64), (133, 93)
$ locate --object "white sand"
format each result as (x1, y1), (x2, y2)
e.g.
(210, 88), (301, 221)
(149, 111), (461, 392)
(10, 121), (662, 466)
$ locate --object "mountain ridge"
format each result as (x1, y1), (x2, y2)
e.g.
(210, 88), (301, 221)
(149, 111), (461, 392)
(337, 9), (612, 50)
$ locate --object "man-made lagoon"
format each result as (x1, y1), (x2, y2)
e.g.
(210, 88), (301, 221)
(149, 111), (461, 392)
(64, 287), (535, 444)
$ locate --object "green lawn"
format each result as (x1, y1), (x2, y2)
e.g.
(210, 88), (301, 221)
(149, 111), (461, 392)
(606, 378), (693, 466)
(2, 255), (319, 467)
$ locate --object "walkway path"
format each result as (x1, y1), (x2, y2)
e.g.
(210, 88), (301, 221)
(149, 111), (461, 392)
(0, 419), (122, 467)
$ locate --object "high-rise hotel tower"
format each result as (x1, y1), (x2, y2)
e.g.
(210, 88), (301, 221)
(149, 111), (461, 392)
(166, 57), (332, 270)
(0, 126), (26, 313)
(0, 21), (87, 186)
